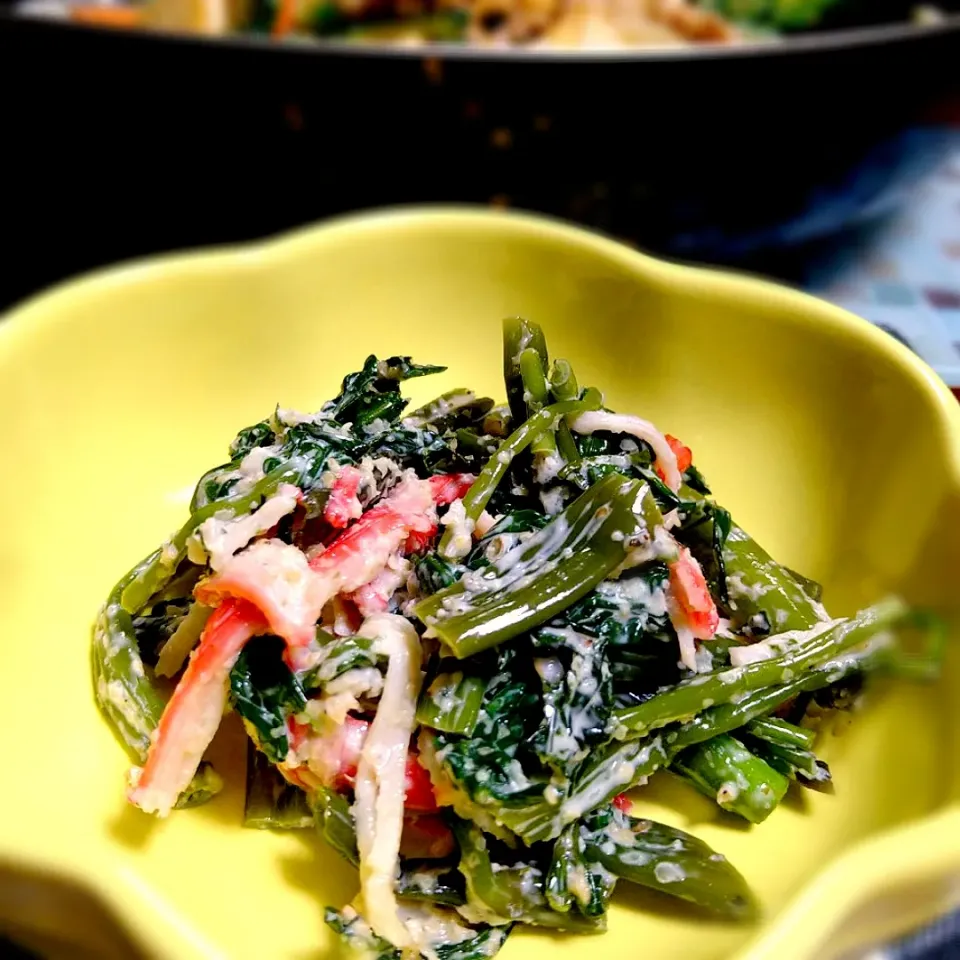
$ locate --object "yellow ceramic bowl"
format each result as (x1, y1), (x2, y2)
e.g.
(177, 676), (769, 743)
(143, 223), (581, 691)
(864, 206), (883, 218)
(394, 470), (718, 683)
(1, 209), (959, 960)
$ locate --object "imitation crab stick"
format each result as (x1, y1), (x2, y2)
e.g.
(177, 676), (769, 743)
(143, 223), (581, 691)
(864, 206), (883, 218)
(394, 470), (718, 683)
(669, 545), (720, 642)
(127, 598), (267, 816)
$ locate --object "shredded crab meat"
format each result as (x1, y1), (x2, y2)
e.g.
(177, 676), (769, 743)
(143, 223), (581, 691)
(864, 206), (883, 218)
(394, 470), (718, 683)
(351, 614), (424, 949)
(195, 538), (328, 648)
(324, 465), (365, 529)
(127, 598), (266, 816)
(667, 543), (719, 642)
(570, 410), (682, 492)
(347, 554), (412, 617)
(193, 483), (300, 572)
(196, 473), (438, 659)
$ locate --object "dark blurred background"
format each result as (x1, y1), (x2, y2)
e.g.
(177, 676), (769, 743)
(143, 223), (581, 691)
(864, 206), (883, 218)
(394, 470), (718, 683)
(0, 9), (959, 311)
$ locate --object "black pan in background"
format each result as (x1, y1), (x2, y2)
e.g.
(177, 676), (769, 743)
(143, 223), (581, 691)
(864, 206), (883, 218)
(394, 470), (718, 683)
(0, 12), (958, 310)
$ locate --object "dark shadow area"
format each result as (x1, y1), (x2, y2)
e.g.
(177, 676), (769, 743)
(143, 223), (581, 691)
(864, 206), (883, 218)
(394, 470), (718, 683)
(107, 802), (158, 852)
(0, 864), (148, 960)
(0, 14), (958, 309)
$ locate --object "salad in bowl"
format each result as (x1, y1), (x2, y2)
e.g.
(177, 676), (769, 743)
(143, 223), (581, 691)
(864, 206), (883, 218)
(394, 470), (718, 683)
(94, 317), (940, 959)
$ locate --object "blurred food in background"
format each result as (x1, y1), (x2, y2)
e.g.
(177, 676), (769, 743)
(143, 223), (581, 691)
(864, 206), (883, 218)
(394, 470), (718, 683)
(1, 0), (957, 312)
(15, 0), (954, 46)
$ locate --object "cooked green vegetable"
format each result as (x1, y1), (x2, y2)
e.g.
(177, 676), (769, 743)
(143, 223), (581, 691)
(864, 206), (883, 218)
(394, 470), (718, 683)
(581, 806), (756, 919)
(327, 354), (446, 426)
(131, 598), (191, 667)
(435, 396), (600, 559)
(744, 716), (816, 751)
(302, 633), (378, 688)
(314, 786), (361, 866)
(548, 358), (582, 464)
(431, 645), (544, 809)
(325, 905), (509, 960)
(230, 636), (307, 764)
(741, 719), (831, 785)
(616, 597), (906, 736)
(92, 578), (166, 761)
(174, 761), (224, 810)
(545, 823), (617, 917)
(93, 576), (221, 808)
(721, 524), (825, 634)
(453, 820), (605, 931)
(673, 734), (790, 823)
(96, 317), (942, 960)
(417, 671), (487, 736)
(244, 745), (313, 829)
(419, 473), (657, 657)
(697, 0), (845, 30)
(315, 786), (470, 905)
(520, 348), (553, 431)
(404, 390), (494, 431)
(530, 619), (615, 775)
(121, 463), (300, 615)
(503, 317), (548, 425)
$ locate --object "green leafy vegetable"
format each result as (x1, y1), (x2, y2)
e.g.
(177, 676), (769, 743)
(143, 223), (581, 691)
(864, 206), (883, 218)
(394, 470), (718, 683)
(326, 354), (445, 427)
(435, 396), (600, 560)
(325, 905), (510, 960)
(616, 597), (907, 737)
(418, 473), (657, 658)
(696, 0), (845, 30)
(243, 744), (313, 829)
(545, 823), (616, 917)
(433, 645), (544, 807)
(301, 633), (378, 689)
(453, 820), (605, 931)
(174, 761), (224, 809)
(131, 598), (191, 667)
(404, 390), (495, 432)
(581, 806), (756, 919)
(230, 419), (276, 459)
(230, 636), (307, 764)
(414, 553), (467, 596)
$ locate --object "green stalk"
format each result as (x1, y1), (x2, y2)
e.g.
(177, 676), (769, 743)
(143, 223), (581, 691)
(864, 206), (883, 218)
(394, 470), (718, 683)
(548, 358), (582, 465)
(747, 737), (831, 785)
(416, 672), (487, 735)
(519, 347), (558, 462)
(672, 734), (790, 824)
(513, 632), (899, 842)
(744, 716), (816, 751)
(92, 564), (226, 803)
(419, 473), (654, 658)
(403, 389), (494, 430)
(452, 820), (605, 932)
(503, 317), (548, 424)
(722, 524), (824, 633)
(616, 597), (906, 736)
(582, 809), (756, 920)
(92, 577), (166, 761)
(301, 634), (377, 689)
(437, 397), (599, 559)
